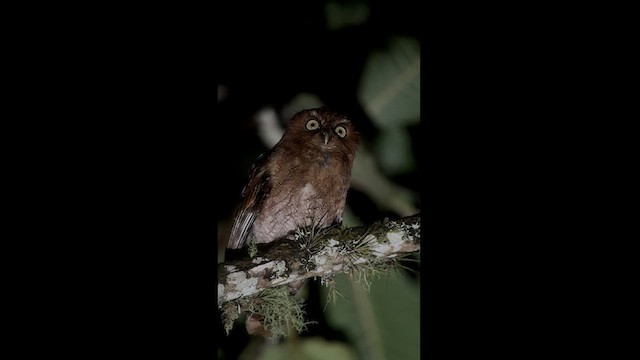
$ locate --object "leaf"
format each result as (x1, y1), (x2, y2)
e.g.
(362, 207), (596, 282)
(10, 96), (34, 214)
(257, 337), (358, 360)
(375, 127), (416, 175)
(325, 1), (370, 31)
(358, 36), (420, 129)
(321, 271), (420, 360)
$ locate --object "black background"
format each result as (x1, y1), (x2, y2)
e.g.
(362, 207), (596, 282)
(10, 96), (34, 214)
(5, 1), (615, 358)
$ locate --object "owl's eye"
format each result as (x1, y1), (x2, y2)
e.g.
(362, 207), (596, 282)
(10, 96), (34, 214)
(306, 119), (320, 130)
(334, 126), (347, 138)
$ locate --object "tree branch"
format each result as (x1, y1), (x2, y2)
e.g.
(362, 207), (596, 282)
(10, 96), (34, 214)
(218, 214), (420, 308)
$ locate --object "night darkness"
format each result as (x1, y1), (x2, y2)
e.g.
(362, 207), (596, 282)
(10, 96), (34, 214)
(216, 1), (422, 359)
(16, 1), (598, 358)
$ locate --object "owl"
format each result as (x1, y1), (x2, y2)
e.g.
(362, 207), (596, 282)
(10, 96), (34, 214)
(227, 107), (359, 250)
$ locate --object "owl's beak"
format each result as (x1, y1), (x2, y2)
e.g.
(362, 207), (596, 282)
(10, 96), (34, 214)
(322, 131), (330, 145)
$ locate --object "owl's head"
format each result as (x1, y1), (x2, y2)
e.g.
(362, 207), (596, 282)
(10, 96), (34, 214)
(281, 107), (359, 158)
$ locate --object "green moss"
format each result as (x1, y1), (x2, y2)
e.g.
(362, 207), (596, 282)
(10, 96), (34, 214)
(242, 285), (313, 339)
(221, 301), (240, 335)
(248, 241), (258, 258)
(322, 274), (348, 308)
(221, 217), (420, 337)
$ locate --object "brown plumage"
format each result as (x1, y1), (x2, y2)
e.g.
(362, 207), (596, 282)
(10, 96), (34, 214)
(228, 107), (359, 250)
(227, 107), (359, 337)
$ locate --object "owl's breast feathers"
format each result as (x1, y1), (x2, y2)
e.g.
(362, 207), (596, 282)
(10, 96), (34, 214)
(227, 145), (353, 249)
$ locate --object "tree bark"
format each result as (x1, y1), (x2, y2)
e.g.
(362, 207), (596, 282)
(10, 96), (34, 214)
(218, 214), (420, 308)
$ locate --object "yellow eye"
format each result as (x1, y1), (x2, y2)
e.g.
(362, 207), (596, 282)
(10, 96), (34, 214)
(335, 126), (347, 138)
(306, 119), (320, 130)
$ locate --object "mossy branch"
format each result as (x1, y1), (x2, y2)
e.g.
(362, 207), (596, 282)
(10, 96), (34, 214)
(218, 214), (420, 308)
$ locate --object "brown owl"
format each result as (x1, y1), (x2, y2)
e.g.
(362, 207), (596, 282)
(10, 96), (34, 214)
(227, 107), (359, 250)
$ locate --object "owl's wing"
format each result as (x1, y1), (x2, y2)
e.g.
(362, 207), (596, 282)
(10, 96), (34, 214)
(227, 154), (273, 249)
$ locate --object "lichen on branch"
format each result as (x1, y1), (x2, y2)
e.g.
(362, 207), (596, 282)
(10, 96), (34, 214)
(218, 214), (420, 308)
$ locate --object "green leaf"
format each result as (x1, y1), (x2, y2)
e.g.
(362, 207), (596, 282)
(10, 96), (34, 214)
(375, 127), (416, 175)
(358, 36), (420, 129)
(258, 337), (358, 360)
(325, 1), (370, 31)
(321, 271), (420, 360)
